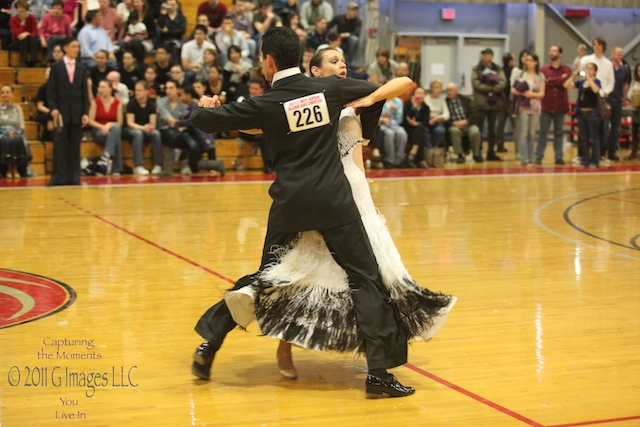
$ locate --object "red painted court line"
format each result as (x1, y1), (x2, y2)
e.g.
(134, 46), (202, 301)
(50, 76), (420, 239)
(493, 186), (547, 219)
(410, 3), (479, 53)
(58, 198), (235, 285)
(404, 363), (546, 427)
(547, 415), (640, 427)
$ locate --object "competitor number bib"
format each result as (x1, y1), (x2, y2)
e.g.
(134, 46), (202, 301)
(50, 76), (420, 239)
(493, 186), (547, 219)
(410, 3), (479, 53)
(283, 93), (330, 133)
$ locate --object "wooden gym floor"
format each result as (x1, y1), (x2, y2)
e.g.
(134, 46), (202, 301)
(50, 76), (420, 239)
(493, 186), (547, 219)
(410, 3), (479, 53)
(1, 146), (639, 426)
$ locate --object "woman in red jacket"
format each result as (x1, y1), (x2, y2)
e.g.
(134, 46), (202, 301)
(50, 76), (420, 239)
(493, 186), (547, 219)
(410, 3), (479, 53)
(9, 0), (39, 67)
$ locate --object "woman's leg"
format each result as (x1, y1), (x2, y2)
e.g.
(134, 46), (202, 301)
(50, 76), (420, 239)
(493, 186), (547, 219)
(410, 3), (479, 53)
(276, 340), (297, 380)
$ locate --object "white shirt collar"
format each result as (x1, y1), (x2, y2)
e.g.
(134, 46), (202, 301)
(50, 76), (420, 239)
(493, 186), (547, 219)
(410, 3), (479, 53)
(271, 67), (302, 85)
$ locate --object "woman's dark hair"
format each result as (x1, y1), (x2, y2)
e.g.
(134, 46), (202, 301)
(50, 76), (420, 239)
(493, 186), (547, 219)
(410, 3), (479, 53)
(528, 53), (540, 74)
(502, 52), (514, 68)
(182, 84), (198, 98)
(227, 45), (242, 58)
(308, 48), (338, 78)
(517, 49), (529, 69)
(261, 27), (301, 70)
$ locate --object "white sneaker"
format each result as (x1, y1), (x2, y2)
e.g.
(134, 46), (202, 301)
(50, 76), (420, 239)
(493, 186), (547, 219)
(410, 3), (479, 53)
(133, 166), (149, 175)
(151, 165), (163, 174)
(571, 156), (581, 164)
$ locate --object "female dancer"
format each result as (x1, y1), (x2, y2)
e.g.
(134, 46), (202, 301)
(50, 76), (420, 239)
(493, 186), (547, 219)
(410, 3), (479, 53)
(225, 48), (457, 379)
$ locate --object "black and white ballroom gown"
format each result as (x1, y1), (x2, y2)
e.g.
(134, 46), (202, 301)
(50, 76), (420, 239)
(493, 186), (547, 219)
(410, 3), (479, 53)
(226, 107), (457, 354)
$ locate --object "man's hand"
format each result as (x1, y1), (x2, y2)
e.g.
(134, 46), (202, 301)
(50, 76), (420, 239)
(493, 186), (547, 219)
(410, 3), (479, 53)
(81, 115), (89, 127)
(198, 95), (221, 108)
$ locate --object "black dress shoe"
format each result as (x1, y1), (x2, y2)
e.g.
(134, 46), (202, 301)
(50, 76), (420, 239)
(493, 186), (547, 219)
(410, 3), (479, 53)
(486, 153), (502, 161)
(192, 341), (216, 380)
(365, 374), (415, 398)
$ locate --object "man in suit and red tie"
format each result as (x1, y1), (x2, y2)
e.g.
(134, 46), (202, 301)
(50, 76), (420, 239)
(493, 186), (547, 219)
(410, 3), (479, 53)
(190, 27), (414, 398)
(47, 37), (90, 186)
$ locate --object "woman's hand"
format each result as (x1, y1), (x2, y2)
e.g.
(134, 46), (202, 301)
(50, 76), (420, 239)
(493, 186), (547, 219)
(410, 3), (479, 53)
(345, 94), (375, 109)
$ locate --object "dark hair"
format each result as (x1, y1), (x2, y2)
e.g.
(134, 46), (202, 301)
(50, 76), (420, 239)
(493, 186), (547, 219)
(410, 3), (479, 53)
(327, 32), (340, 43)
(249, 76), (267, 90)
(375, 48), (390, 59)
(227, 45), (242, 58)
(181, 84), (198, 98)
(129, 10), (139, 21)
(517, 49), (529, 69)
(63, 36), (78, 47)
(258, 0), (273, 8)
(550, 44), (563, 54)
(135, 80), (149, 89)
(145, 64), (157, 74)
(165, 79), (179, 90)
(51, 0), (64, 8)
(261, 27), (301, 70)
(194, 24), (208, 35)
(156, 44), (171, 54)
(308, 47), (339, 77)
(86, 9), (99, 23)
(502, 52), (513, 68)
(634, 63), (640, 81)
(593, 37), (607, 52)
(528, 53), (540, 74)
(15, 0), (28, 10)
(586, 62), (598, 72)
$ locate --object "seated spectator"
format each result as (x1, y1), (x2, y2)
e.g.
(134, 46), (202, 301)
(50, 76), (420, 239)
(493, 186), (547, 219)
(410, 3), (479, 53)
(278, 0), (299, 24)
(327, 1), (360, 65)
(88, 79), (124, 174)
(9, 0), (39, 67)
(61, 0), (79, 32)
(78, 9), (118, 68)
(123, 80), (163, 175)
(196, 0), (227, 30)
(116, 0), (133, 22)
(253, 0), (282, 48)
(402, 86), (430, 169)
(176, 84), (225, 175)
(378, 96), (407, 168)
(107, 70), (130, 105)
(305, 15), (328, 51)
(194, 13), (216, 41)
(299, 0), (332, 31)
(193, 79), (207, 98)
(50, 43), (64, 62)
(205, 66), (224, 98)
(285, 12), (303, 34)
(195, 47), (220, 82)
(130, 0), (157, 48)
(395, 61), (417, 103)
(119, 50), (143, 95)
(0, 84), (30, 178)
(445, 82), (482, 163)
(158, 0), (186, 46)
(34, 67), (53, 141)
(39, 0), (72, 61)
(300, 46), (314, 76)
(626, 63), (640, 160)
(0, 0), (12, 50)
(143, 64), (162, 99)
(316, 32), (342, 54)
(154, 43), (175, 90)
(231, 0), (257, 58)
(181, 24), (216, 77)
(156, 79), (188, 175)
(424, 78), (449, 166)
(88, 49), (115, 100)
(367, 48), (398, 85)
(169, 63), (190, 86)
(10, 0), (46, 23)
(95, 0), (124, 44)
(222, 45), (252, 102)
(119, 10), (152, 65)
(215, 15), (250, 66)
(238, 76), (272, 172)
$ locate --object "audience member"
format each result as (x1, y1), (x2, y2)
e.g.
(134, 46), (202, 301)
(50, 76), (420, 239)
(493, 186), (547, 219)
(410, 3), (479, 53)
(572, 43), (586, 71)
(61, 0), (79, 30)
(237, 76), (271, 172)
(88, 49), (115, 99)
(253, 0), (283, 48)
(395, 61), (416, 103)
(564, 62), (601, 168)
(446, 82), (481, 163)
(424, 78), (449, 166)
(299, 0), (332, 30)
(51, 42), (64, 62)
(222, 45), (251, 102)
(535, 44), (571, 165)
(158, 0), (186, 46)
(143, 64), (162, 98)
(305, 15), (328, 51)
(378, 96), (407, 168)
(34, 67), (53, 141)
(215, 15), (250, 65)
(367, 48), (398, 85)
(192, 79), (207, 98)
(278, 0), (299, 23)
(39, 0), (72, 60)
(0, 84), (29, 178)
(511, 52), (545, 166)
(95, 0), (124, 43)
(170, 63), (189, 86)
(107, 70), (130, 104)
(327, 2), (360, 65)
(181, 24), (216, 75)
(194, 13), (216, 41)
(116, 0), (133, 22)
(119, 10), (151, 64)
(130, 0), (157, 48)
(87, 79), (124, 174)
(195, 47), (219, 81)
(626, 63), (640, 160)
(154, 43), (175, 89)
(402, 86), (430, 169)
(123, 80), (163, 175)
(10, 0), (46, 23)
(495, 51), (514, 153)
(605, 46), (631, 161)
(196, 0), (227, 29)
(300, 45), (314, 76)
(205, 65), (224, 97)
(78, 10), (118, 68)
(472, 47), (506, 161)
(156, 79), (188, 175)
(119, 50), (143, 93)
(9, 0), (39, 67)
(230, 0), (257, 58)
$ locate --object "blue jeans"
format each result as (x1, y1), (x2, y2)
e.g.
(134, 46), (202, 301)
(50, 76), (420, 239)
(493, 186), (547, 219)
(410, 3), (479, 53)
(516, 113), (539, 164)
(92, 125), (123, 173)
(123, 128), (163, 167)
(578, 110), (599, 166)
(536, 111), (566, 161)
(428, 123), (446, 148)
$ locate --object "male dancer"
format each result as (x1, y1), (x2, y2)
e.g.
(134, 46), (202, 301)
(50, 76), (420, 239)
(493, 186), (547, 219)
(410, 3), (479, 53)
(190, 27), (413, 398)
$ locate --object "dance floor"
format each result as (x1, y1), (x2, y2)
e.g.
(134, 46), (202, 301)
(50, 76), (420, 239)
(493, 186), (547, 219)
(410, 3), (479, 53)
(1, 151), (639, 426)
